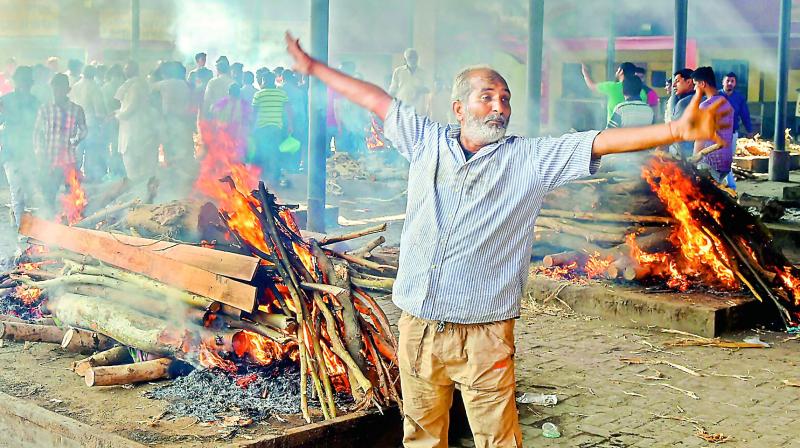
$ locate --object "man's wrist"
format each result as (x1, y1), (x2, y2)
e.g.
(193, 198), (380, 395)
(668, 120), (681, 143)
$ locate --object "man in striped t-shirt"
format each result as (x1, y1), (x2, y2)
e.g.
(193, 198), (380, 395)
(252, 70), (292, 185)
(286, 33), (729, 447)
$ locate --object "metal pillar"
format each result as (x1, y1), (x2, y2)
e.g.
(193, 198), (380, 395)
(307, 0), (330, 232)
(605, 11), (616, 80)
(526, 0), (544, 136)
(672, 0), (688, 75)
(131, 0), (140, 60)
(770, 0), (792, 181)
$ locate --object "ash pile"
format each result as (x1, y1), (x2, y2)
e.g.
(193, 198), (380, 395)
(534, 154), (800, 332)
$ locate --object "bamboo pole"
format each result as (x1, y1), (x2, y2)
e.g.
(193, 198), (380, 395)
(539, 208), (674, 224)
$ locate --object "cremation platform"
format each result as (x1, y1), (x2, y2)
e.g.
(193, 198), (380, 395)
(526, 274), (760, 337)
(0, 341), (402, 448)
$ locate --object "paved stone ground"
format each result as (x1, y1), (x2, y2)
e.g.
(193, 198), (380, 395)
(375, 292), (800, 448)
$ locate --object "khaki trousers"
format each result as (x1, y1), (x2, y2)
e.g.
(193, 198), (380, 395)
(398, 312), (522, 448)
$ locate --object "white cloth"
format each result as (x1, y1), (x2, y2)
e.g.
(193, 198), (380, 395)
(389, 65), (428, 114)
(114, 76), (156, 160)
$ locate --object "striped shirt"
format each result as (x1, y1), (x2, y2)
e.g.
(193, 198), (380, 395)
(607, 100), (654, 128)
(384, 99), (600, 324)
(252, 88), (288, 129)
(33, 100), (87, 169)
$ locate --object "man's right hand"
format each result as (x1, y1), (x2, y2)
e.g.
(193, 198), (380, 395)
(285, 32), (314, 76)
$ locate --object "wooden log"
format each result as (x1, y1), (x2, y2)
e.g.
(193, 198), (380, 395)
(77, 198), (140, 229)
(59, 283), (178, 318)
(73, 345), (133, 377)
(539, 208), (674, 224)
(0, 322), (65, 344)
(249, 309), (296, 332)
(542, 251), (590, 269)
(319, 223), (387, 246)
(348, 235), (386, 257)
(85, 358), (173, 387)
(70, 228), (259, 281)
(20, 214), (257, 313)
(351, 275), (395, 292)
(48, 293), (201, 356)
(61, 327), (116, 354)
(63, 261), (214, 310)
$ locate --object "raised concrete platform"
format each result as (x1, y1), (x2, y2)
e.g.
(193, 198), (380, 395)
(525, 274), (760, 337)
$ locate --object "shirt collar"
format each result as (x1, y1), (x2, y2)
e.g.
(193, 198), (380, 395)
(446, 124), (512, 160)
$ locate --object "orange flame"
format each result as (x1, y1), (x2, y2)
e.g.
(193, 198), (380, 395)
(629, 158), (739, 290)
(58, 167), (87, 225)
(14, 286), (42, 305)
(366, 116), (387, 151)
(232, 331), (297, 366)
(194, 121), (269, 253)
(584, 251), (614, 279)
(320, 341), (350, 392)
(198, 337), (237, 373)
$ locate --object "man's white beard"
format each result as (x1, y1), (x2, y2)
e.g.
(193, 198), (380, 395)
(461, 111), (508, 146)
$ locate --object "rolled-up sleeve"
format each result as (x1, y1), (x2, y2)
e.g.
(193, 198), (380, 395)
(528, 130), (601, 192)
(382, 98), (440, 162)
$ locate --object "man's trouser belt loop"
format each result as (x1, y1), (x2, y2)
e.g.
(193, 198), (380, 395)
(436, 320), (446, 333)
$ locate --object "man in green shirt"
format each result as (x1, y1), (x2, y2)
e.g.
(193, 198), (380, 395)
(582, 62), (647, 123)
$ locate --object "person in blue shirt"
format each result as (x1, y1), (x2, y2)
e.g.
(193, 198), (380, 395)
(718, 72), (752, 189)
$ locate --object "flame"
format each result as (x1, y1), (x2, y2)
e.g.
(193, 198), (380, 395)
(58, 167), (87, 225)
(777, 267), (800, 306)
(232, 330), (297, 366)
(194, 121), (269, 253)
(628, 158), (739, 290)
(198, 337), (237, 373)
(365, 115), (387, 150)
(320, 341), (350, 392)
(584, 251), (614, 279)
(14, 286), (42, 305)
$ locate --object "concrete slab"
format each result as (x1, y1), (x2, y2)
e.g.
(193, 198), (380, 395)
(525, 275), (760, 337)
(0, 391), (145, 448)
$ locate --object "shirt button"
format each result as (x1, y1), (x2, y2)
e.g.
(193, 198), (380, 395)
(430, 264), (437, 270)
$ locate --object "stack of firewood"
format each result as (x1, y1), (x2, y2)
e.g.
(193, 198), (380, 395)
(0, 181), (401, 423)
(535, 155), (800, 331)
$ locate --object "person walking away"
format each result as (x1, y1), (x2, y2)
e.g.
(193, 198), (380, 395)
(33, 73), (87, 216)
(0, 66), (40, 228)
(115, 61), (157, 182)
(718, 72), (752, 189)
(202, 56), (235, 119)
(285, 31), (729, 448)
(389, 48), (429, 114)
(70, 65), (108, 181)
(252, 70), (292, 186)
(582, 62), (648, 124)
(692, 67), (734, 185)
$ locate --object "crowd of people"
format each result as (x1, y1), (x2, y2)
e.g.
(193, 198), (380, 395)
(0, 52), (394, 229)
(582, 61), (752, 188)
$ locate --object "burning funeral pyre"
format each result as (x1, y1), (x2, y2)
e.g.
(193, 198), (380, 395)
(0, 122), (400, 424)
(535, 154), (800, 332)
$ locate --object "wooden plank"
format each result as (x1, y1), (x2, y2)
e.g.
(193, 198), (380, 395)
(71, 228), (259, 281)
(20, 214), (256, 313)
